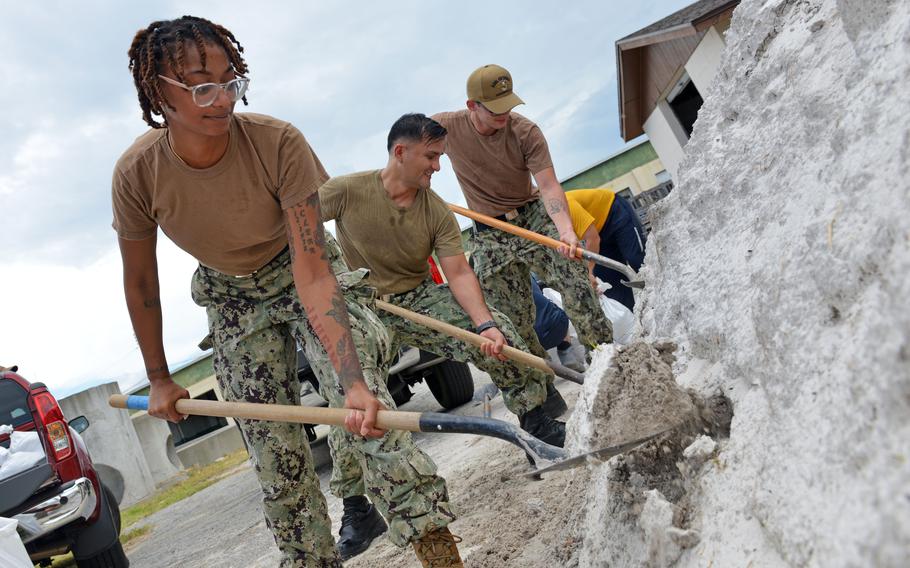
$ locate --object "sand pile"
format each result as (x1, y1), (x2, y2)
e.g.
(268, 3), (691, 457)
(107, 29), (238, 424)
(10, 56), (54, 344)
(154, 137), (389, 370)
(573, 0), (910, 565)
(563, 343), (732, 567)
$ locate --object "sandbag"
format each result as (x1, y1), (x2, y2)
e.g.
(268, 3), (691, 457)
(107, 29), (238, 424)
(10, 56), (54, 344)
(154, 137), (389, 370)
(0, 517), (32, 568)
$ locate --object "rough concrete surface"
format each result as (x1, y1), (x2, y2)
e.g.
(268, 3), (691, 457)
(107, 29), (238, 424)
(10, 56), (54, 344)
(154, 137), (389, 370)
(626, 0), (910, 566)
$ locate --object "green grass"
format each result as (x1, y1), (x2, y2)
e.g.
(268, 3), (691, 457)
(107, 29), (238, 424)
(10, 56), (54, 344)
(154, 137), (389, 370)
(120, 448), (250, 528)
(43, 449), (250, 567)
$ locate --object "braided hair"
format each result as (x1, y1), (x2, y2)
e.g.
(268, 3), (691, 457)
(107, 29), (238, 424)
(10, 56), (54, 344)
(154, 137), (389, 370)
(127, 16), (249, 129)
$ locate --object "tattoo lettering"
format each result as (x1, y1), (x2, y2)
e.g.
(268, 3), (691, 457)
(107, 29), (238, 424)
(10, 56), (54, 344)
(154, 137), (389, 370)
(287, 195), (329, 262)
(143, 297), (161, 308)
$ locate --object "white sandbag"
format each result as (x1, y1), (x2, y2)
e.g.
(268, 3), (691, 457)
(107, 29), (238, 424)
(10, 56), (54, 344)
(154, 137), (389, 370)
(0, 517), (32, 568)
(0, 431), (46, 480)
(593, 278), (636, 344)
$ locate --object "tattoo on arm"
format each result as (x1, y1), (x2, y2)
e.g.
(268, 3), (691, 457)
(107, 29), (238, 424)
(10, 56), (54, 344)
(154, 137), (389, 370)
(544, 198), (566, 216)
(143, 297), (161, 309)
(309, 285), (362, 391)
(287, 194), (328, 261)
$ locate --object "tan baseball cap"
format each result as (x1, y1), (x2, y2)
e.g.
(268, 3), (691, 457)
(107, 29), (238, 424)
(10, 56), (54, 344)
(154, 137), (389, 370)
(466, 64), (524, 114)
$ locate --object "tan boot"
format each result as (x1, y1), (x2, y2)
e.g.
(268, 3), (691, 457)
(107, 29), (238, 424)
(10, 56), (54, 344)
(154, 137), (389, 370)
(411, 527), (464, 567)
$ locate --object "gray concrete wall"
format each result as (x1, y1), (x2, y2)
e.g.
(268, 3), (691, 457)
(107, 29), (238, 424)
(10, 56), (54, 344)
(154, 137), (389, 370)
(60, 382), (155, 507)
(132, 413), (183, 486)
(175, 425), (245, 469)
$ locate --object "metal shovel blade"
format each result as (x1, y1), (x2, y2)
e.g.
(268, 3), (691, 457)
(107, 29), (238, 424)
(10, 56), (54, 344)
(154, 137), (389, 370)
(525, 430), (668, 478)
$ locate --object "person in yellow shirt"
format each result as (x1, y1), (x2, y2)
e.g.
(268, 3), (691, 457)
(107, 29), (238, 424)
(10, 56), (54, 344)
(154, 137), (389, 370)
(566, 189), (647, 310)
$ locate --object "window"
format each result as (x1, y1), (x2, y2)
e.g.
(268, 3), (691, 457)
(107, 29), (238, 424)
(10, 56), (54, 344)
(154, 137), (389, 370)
(668, 79), (704, 138)
(654, 170), (672, 184)
(0, 379), (32, 429)
(168, 390), (227, 447)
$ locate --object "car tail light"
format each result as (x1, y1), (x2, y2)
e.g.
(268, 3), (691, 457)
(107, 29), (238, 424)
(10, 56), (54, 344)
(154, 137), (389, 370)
(32, 391), (72, 461)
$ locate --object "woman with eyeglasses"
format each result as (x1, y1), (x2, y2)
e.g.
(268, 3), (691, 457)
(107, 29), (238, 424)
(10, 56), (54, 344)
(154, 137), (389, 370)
(112, 16), (459, 567)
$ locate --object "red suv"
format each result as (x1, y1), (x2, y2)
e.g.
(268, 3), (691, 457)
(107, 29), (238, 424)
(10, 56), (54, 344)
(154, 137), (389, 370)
(0, 367), (127, 567)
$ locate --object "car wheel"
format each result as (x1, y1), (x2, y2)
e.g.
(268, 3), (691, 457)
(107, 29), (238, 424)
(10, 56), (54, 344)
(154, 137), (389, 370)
(424, 360), (474, 410)
(75, 484), (127, 568)
(75, 542), (129, 568)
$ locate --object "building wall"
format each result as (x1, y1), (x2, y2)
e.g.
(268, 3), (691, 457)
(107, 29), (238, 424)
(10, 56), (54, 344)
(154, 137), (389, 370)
(643, 99), (689, 181)
(131, 412), (183, 487)
(602, 159), (668, 195)
(130, 369), (246, 474)
(60, 382), (155, 507)
(562, 141), (659, 190)
(686, 26), (727, 96)
(642, 22), (730, 181)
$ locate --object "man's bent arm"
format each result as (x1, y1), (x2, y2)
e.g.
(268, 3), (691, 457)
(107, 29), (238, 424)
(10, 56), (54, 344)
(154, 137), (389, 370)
(118, 234), (188, 422)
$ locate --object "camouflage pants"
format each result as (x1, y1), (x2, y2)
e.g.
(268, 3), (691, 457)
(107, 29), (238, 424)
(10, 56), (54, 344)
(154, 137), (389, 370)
(329, 278), (550, 507)
(471, 199), (613, 357)
(191, 249), (452, 564)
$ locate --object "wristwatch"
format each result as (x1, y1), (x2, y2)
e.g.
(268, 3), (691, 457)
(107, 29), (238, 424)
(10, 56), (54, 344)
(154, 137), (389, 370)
(474, 320), (499, 334)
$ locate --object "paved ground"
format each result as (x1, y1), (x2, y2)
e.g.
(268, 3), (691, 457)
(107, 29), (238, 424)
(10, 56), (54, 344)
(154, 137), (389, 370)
(123, 366), (580, 567)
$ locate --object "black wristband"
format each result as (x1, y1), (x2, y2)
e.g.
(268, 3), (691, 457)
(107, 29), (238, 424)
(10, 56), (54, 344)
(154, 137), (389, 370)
(474, 320), (499, 334)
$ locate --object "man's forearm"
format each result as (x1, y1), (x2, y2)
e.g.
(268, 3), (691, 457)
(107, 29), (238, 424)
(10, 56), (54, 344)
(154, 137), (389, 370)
(285, 198), (365, 392)
(447, 271), (495, 327)
(297, 273), (364, 391)
(539, 183), (575, 235)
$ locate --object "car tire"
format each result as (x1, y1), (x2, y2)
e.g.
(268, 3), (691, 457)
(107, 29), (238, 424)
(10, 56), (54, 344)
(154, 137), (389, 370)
(75, 484), (128, 568)
(424, 360), (474, 409)
(76, 543), (129, 568)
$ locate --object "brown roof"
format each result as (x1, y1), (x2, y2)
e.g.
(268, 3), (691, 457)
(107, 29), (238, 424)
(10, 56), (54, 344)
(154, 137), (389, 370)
(616, 0), (739, 140)
(618, 0), (739, 48)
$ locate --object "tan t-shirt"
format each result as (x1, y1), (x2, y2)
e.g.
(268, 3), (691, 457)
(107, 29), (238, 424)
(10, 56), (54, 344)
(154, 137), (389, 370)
(319, 170), (464, 295)
(111, 113), (329, 275)
(432, 110), (553, 216)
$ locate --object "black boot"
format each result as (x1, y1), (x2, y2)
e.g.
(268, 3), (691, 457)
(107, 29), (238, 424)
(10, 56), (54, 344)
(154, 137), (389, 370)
(541, 382), (568, 418)
(519, 405), (566, 448)
(337, 496), (387, 560)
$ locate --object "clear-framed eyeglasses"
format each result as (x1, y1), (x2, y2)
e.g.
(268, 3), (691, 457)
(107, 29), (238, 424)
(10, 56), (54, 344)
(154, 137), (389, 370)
(157, 75), (250, 107)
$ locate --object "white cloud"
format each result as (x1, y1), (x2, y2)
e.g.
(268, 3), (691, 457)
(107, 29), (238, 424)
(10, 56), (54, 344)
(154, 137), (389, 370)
(1, 0), (694, 394)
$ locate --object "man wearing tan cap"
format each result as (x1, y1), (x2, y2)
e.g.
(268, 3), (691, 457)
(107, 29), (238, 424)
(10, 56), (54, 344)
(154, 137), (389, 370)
(432, 65), (613, 375)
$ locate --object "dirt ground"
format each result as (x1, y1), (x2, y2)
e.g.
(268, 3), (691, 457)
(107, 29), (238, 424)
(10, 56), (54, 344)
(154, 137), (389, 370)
(123, 368), (586, 567)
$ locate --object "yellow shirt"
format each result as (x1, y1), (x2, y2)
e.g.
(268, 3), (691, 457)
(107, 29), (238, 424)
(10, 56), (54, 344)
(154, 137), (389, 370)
(566, 188), (616, 238)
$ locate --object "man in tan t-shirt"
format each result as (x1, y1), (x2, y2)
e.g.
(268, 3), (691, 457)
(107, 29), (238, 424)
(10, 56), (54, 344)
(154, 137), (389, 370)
(320, 113), (566, 448)
(432, 64), (614, 365)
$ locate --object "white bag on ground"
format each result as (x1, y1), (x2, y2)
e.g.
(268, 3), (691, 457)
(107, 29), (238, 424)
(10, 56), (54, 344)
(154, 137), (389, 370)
(595, 283), (636, 345)
(0, 517), (33, 568)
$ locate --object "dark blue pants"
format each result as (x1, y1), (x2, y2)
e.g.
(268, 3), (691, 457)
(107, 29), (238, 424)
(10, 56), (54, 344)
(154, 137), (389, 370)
(592, 196), (646, 311)
(531, 276), (569, 350)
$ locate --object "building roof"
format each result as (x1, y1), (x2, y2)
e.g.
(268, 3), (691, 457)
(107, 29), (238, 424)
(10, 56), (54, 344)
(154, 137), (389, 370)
(618, 0), (738, 49)
(616, 0), (739, 140)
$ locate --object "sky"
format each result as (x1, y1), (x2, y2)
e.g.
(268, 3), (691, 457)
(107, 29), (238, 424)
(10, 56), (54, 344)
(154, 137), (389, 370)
(0, 0), (691, 398)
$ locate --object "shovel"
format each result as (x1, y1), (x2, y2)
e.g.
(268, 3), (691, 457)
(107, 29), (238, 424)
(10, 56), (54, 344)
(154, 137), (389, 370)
(447, 202), (644, 289)
(375, 299), (585, 385)
(109, 394), (664, 477)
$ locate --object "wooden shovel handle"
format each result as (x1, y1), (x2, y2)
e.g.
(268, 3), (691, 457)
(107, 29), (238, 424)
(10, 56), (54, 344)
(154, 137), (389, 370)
(447, 202), (640, 283)
(447, 203), (573, 256)
(375, 300), (555, 376)
(108, 394), (423, 432)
